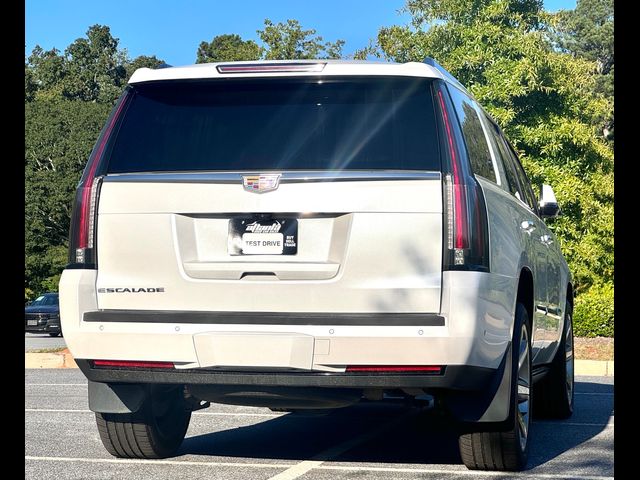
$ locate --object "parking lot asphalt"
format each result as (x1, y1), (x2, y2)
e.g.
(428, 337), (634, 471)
(25, 370), (613, 480)
(25, 333), (67, 352)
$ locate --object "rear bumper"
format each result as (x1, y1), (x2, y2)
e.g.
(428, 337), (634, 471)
(76, 359), (495, 391)
(60, 269), (514, 374)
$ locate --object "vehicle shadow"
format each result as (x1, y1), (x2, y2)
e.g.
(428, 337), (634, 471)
(179, 380), (613, 471)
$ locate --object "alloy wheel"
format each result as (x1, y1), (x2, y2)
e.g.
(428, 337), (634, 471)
(517, 325), (531, 451)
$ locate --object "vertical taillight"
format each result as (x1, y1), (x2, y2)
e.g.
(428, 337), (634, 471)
(435, 84), (489, 272)
(68, 90), (130, 267)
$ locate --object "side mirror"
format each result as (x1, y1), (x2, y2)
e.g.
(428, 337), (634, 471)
(539, 184), (560, 218)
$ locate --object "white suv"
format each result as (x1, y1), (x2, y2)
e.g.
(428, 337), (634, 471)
(60, 59), (574, 471)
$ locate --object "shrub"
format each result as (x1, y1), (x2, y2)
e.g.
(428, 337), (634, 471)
(573, 283), (614, 337)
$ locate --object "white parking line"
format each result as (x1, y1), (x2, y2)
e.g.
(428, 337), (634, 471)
(534, 420), (614, 428)
(197, 411), (283, 417)
(25, 456), (288, 469)
(25, 383), (87, 386)
(23, 456), (614, 480)
(266, 410), (418, 480)
(26, 409), (91, 413)
(25, 408), (283, 417)
(318, 465), (614, 479)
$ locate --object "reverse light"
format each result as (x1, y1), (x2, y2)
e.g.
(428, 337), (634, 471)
(216, 63), (326, 74)
(346, 365), (442, 374)
(93, 360), (175, 369)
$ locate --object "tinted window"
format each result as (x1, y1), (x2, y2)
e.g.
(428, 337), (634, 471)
(107, 78), (440, 173)
(478, 111), (507, 187)
(487, 121), (523, 199)
(506, 143), (538, 212)
(447, 86), (496, 182)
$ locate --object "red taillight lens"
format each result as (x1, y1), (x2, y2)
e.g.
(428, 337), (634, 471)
(438, 90), (468, 251)
(93, 360), (175, 369)
(436, 85), (489, 271)
(346, 365), (442, 374)
(68, 91), (130, 267)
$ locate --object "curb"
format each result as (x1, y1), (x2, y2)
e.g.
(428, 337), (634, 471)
(25, 353), (77, 369)
(575, 359), (614, 377)
(24, 353), (614, 375)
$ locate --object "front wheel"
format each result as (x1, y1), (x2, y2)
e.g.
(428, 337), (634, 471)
(96, 386), (191, 459)
(458, 302), (532, 471)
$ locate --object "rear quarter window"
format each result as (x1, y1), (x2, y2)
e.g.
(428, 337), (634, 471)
(446, 85), (496, 183)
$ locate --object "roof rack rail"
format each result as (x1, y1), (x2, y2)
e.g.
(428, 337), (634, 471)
(423, 57), (465, 91)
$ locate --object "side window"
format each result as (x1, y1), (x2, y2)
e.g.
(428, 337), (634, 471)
(506, 143), (538, 213)
(447, 86), (496, 183)
(478, 111), (508, 187)
(487, 121), (523, 199)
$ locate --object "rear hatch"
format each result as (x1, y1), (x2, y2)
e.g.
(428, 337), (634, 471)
(95, 76), (444, 314)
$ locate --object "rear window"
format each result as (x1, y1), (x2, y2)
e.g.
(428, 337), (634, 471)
(106, 77), (441, 173)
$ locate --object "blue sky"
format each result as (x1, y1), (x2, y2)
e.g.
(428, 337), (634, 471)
(26, 0), (576, 66)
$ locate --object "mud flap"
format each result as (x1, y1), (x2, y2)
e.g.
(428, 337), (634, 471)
(442, 342), (513, 427)
(88, 381), (146, 414)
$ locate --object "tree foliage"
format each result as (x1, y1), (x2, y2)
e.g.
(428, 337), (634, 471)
(258, 19), (344, 60)
(26, 25), (165, 104)
(552, 0), (613, 138)
(196, 19), (344, 63)
(196, 34), (262, 63)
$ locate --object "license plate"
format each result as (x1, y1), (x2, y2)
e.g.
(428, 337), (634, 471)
(27, 320), (38, 326)
(229, 217), (298, 255)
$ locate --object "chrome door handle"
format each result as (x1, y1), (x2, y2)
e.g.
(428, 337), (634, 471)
(520, 220), (536, 234)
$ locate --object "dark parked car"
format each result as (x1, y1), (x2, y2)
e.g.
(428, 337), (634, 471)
(25, 293), (61, 337)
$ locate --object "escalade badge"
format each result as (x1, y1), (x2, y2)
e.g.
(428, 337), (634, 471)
(242, 174), (281, 193)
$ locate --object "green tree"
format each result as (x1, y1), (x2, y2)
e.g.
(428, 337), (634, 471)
(196, 20), (345, 63)
(61, 25), (128, 103)
(27, 46), (67, 100)
(125, 54), (166, 78)
(196, 34), (262, 63)
(25, 57), (38, 102)
(258, 19), (344, 59)
(553, 0), (613, 138)
(363, 0), (613, 301)
(25, 25), (167, 105)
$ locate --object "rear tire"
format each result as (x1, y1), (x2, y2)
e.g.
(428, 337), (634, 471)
(49, 332), (61, 337)
(458, 302), (532, 471)
(533, 300), (574, 419)
(96, 386), (191, 459)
